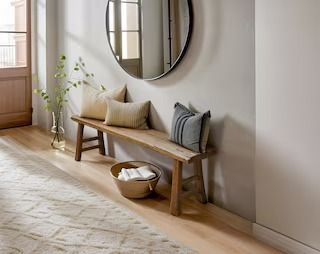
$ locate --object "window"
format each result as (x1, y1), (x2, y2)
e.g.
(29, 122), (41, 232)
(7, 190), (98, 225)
(0, 0), (28, 68)
(108, 0), (141, 60)
(121, 1), (140, 59)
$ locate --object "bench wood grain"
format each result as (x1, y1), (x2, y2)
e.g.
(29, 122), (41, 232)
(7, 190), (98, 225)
(71, 115), (216, 216)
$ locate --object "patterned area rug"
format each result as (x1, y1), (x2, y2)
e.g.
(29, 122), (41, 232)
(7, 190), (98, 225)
(0, 137), (195, 254)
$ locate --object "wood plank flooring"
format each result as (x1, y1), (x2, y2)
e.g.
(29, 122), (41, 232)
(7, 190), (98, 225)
(0, 126), (281, 254)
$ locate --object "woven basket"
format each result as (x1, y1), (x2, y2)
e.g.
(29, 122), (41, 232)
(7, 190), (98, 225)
(110, 161), (162, 199)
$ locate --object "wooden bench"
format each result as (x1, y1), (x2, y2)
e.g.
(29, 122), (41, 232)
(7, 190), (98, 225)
(71, 115), (215, 216)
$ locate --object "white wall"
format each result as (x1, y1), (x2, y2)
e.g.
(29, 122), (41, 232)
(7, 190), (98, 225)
(33, 0), (57, 128)
(256, 0), (320, 250)
(52, 0), (255, 220)
(34, 0), (47, 127)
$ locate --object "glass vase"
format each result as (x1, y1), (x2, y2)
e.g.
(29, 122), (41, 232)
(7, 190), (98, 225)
(51, 112), (66, 150)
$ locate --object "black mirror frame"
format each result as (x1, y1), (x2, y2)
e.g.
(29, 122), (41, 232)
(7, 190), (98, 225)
(105, 0), (193, 81)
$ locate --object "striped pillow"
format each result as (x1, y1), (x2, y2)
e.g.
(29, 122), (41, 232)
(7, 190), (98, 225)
(170, 103), (211, 153)
(104, 99), (150, 129)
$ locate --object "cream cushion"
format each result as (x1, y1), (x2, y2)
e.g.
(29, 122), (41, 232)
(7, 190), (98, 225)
(104, 99), (150, 129)
(80, 85), (126, 120)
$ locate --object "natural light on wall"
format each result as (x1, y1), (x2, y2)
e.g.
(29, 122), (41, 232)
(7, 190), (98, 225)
(0, 0), (27, 68)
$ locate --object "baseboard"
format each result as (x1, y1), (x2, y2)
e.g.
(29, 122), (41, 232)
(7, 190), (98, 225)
(253, 223), (320, 254)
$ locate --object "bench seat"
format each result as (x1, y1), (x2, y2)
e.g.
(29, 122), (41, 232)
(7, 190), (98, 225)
(71, 115), (216, 216)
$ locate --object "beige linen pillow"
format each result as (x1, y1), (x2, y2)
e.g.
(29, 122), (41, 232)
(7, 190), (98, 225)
(80, 85), (126, 120)
(104, 99), (150, 129)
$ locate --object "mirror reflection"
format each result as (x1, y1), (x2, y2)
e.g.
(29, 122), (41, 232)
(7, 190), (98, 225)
(106, 0), (192, 80)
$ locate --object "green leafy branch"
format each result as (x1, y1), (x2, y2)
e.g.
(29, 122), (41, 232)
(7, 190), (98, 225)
(34, 54), (96, 146)
(34, 55), (91, 113)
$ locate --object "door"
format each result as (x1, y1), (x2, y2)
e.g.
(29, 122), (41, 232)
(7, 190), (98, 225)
(0, 0), (32, 129)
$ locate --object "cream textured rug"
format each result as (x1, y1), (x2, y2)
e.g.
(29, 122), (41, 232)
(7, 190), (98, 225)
(0, 137), (195, 254)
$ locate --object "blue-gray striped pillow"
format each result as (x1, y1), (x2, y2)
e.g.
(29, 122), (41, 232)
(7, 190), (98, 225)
(170, 103), (211, 153)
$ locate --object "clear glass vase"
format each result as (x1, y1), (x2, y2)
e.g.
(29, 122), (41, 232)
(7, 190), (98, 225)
(51, 112), (65, 150)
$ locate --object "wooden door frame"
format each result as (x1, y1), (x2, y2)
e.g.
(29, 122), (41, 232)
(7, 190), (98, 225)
(0, 0), (32, 129)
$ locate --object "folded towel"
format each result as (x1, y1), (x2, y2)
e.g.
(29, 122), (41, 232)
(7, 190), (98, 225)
(125, 168), (142, 181)
(118, 168), (130, 181)
(136, 166), (156, 180)
(118, 166), (157, 181)
(118, 172), (125, 181)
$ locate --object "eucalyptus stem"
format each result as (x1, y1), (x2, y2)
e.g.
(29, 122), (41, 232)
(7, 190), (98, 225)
(34, 55), (92, 149)
(51, 104), (62, 147)
(56, 105), (62, 142)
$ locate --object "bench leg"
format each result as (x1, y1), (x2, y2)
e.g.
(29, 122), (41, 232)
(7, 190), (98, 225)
(170, 160), (183, 216)
(194, 159), (207, 204)
(97, 130), (106, 155)
(75, 123), (84, 161)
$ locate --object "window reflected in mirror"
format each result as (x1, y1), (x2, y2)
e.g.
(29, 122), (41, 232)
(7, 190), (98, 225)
(106, 0), (192, 80)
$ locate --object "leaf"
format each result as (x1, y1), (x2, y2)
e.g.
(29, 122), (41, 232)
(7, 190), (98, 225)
(100, 85), (106, 91)
(60, 55), (66, 61)
(74, 67), (80, 71)
(91, 73), (94, 77)
(33, 88), (40, 94)
(44, 104), (52, 112)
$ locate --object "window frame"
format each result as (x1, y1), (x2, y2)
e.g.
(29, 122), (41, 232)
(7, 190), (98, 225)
(0, 0), (31, 70)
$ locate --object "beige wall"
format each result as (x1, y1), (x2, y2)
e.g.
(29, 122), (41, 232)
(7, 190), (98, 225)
(33, 0), (57, 128)
(256, 0), (320, 250)
(48, 0), (256, 220)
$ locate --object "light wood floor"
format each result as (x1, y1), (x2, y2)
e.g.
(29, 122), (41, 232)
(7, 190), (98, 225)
(0, 126), (281, 254)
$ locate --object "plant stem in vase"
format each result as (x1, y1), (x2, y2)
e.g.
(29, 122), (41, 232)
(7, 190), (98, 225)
(51, 111), (65, 150)
(34, 55), (94, 149)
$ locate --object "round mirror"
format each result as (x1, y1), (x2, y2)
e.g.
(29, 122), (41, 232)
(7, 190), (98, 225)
(106, 0), (193, 80)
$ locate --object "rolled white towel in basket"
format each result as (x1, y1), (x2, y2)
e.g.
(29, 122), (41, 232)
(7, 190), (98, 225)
(124, 168), (142, 181)
(118, 169), (130, 181)
(136, 166), (156, 180)
(118, 166), (156, 181)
